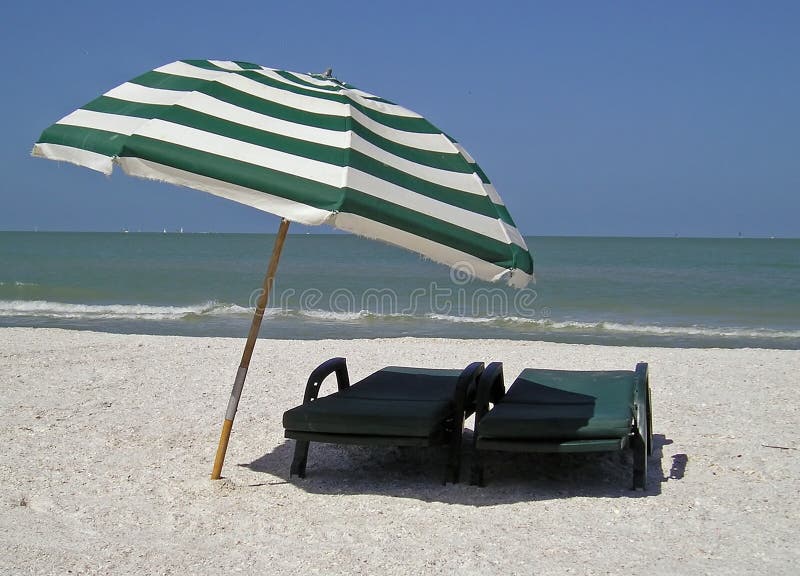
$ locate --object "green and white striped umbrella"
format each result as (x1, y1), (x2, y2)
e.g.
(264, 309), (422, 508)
(32, 59), (535, 479)
(32, 59), (533, 287)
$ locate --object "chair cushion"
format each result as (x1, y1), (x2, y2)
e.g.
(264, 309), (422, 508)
(477, 369), (635, 440)
(283, 367), (463, 437)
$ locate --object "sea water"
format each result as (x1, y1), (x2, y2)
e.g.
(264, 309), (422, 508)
(1, 232), (798, 348)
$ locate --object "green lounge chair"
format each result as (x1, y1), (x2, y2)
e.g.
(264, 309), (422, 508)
(470, 362), (653, 490)
(283, 358), (484, 484)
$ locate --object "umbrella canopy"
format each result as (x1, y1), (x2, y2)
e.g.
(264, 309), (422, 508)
(32, 59), (534, 479)
(32, 59), (533, 287)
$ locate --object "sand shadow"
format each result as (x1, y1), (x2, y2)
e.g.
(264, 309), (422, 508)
(241, 433), (677, 505)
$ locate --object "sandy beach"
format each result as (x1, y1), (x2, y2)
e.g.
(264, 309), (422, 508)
(1, 327), (798, 575)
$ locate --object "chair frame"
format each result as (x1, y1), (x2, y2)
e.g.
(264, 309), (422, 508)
(470, 362), (653, 490)
(286, 358), (484, 484)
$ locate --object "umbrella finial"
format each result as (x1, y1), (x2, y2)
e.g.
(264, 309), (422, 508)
(323, 68), (333, 78)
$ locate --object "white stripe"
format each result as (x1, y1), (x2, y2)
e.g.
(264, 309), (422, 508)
(87, 90), (484, 198)
(253, 68), (345, 95)
(134, 119), (345, 188)
(297, 70), (381, 99)
(105, 76), (346, 117)
(213, 70), (352, 117)
(174, 92), (349, 148)
(179, 84), (454, 155)
(154, 61), (227, 81)
(57, 105), (482, 200)
(156, 62), (343, 103)
(350, 106), (456, 153)
(31, 143), (114, 174)
(105, 83), (185, 106)
(350, 133), (487, 196)
(500, 220), (528, 250)
(344, 87), (380, 100)
(253, 67), (421, 118)
(117, 157), (334, 226)
(482, 183), (504, 206)
(159, 61), (422, 120)
(207, 60), (245, 71)
(32, 144), (533, 286)
(253, 68), (422, 118)
(507, 267), (534, 288)
(56, 109), (148, 137)
(332, 213), (533, 288)
(117, 156), (533, 287)
(284, 70), (343, 89)
(61, 109), (514, 245)
(344, 90), (421, 119)
(345, 168), (515, 245)
(115, 75), (355, 131)
(453, 142), (475, 164)
(108, 80), (455, 155)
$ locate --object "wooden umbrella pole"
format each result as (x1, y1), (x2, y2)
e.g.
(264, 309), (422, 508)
(211, 218), (291, 480)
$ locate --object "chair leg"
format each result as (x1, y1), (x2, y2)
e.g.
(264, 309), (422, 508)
(442, 414), (465, 485)
(290, 440), (310, 478)
(470, 450), (485, 487)
(632, 432), (647, 491)
(443, 445), (460, 485)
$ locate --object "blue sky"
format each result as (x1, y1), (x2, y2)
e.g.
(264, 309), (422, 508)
(2, 1), (798, 237)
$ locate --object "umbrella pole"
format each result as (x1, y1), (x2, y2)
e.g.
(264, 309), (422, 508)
(211, 218), (291, 480)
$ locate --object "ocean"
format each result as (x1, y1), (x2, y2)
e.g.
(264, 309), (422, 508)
(1, 232), (798, 349)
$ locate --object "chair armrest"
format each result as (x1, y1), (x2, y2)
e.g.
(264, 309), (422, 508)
(302, 357), (350, 404)
(456, 361), (485, 418)
(634, 362), (653, 456)
(474, 362), (505, 425)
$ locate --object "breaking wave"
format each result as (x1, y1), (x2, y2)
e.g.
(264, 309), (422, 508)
(0, 300), (250, 321)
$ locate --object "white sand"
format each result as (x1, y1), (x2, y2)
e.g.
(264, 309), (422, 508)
(1, 327), (798, 575)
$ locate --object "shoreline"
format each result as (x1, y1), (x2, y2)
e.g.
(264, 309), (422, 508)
(2, 327), (799, 574)
(2, 320), (798, 351)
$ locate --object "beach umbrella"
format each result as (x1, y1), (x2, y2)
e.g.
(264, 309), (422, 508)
(32, 59), (534, 479)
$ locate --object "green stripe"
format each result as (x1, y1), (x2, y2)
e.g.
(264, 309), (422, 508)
(237, 69), (439, 134)
(287, 72), (395, 104)
(123, 75), (470, 173)
(277, 71), (341, 92)
(165, 105), (348, 166)
(233, 61), (262, 70)
(100, 79), (475, 175)
(131, 71), (209, 91)
(128, 75), (347, 131)
(190, 62), (425, 129)
(473, 164), (491, 184)
(133, 69), (439, 135)
(124, 134), (344, 211)
(37, 124), (126, 157)
(83, 96), (169, 119)
(350, 123), (473, 173)
(118, 136), (531, 273)
(73, 98), (512, 223)
(346, 151), (511, 223)
(336, 192), (532, 273)
(494, 204), (516, 226)
(34, 126), (532, 274)
(181, 59), (229, 72)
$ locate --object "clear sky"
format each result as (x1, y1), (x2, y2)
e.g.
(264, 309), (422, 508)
(2, 1), (798, 237)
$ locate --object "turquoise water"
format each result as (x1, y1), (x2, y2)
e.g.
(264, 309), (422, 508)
(1, 232), (798, 348)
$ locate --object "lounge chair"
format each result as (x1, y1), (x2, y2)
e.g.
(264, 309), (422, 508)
(283, 358), (484, 484)
(470, 362), (653, 490)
